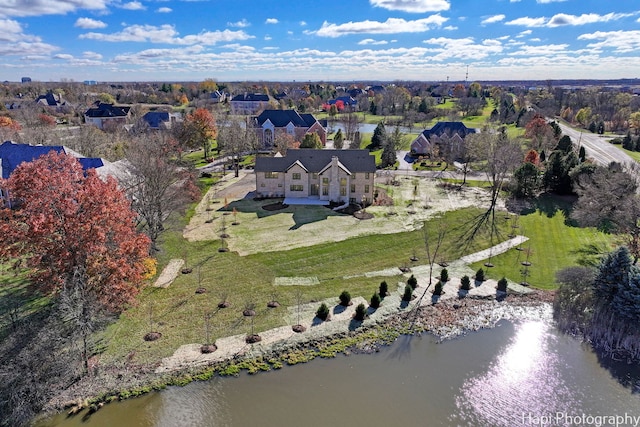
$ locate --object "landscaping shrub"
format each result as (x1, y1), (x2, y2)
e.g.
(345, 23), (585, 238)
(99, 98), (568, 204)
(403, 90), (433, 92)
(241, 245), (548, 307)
(460, 275), (471, 291)
(354, 303), (367, 321)
(440, 268), (449, 282)
(497, 277), (508, 292)
(475, 268), (485, 282)
(339, 290), (351, 306)
(402, 284), (414, 302)
(370, 292), (381, 309)
(379, 280), (388, 297)
(407, 274), (418, 289)
(316, 303), (330, 320)
(433, 281), (444, 296)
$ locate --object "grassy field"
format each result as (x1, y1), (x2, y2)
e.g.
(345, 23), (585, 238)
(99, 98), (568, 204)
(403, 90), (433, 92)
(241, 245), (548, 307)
(471, 195), (616, 290)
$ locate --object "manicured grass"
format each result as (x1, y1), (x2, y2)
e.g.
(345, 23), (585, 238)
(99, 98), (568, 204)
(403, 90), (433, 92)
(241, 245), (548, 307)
(99, 206), (506, 365)
(440, 178), (492, 188)
(471, 196), (616, 290)
(612, 144), (640, 162)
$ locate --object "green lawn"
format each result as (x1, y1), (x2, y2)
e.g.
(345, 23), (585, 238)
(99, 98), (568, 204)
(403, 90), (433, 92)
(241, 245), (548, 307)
(471, 196), (616, 290)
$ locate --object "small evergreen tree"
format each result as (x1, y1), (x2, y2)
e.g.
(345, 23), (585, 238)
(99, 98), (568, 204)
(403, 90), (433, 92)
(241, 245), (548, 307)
(433, 281), (444, 296)
(381, 141), (397, 168)
(354, 303), (367, 321)
(370, 122), (387, 150)
(611, 266), (640, 323)
(578, 145), (586, 162)
(339, 290), (351, 306)
(475, 268), (485, 282)
(593, 246), (632, 304)
(402, 284), (413, 302)
(440, 268), (449, 282)
(407, 274), (418, 289)
(370, 292), (381, 309)
(316, 303), (329, 321)
(333, 129), (344, 149)
(379, 280), (389, 297)
(460, 275), (471, 291)
(497, 277), (508, 292)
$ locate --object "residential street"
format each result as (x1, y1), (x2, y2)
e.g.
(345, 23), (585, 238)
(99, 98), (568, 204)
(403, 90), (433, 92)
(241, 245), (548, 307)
(555, 121), (635, 166)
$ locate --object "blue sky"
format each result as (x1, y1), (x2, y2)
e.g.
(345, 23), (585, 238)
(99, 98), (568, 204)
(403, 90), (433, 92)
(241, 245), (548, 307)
(1, 0), (639, 82)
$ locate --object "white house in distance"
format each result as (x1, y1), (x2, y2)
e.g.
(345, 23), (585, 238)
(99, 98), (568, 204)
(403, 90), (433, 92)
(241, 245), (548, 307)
(254, 149), (376, 205)
(410, 121), (477, 156)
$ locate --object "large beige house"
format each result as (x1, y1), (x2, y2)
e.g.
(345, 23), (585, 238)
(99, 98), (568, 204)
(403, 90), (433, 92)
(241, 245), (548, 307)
(254, 149), (376, 205)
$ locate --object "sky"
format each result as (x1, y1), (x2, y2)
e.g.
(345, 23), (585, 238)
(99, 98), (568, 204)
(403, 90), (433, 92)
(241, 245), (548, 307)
(1, 0), (640, 83)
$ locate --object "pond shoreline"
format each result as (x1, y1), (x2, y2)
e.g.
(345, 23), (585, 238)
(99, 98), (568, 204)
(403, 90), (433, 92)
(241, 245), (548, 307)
(41, 290), (555, 421)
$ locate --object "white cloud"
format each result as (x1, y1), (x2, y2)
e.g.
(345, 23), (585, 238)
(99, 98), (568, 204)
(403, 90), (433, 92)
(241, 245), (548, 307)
(482, 14), (505, 25)
(157, 7), (172, 13)
(120, 2), (146, 11)
(547, 12), (633, 27)
(369, 0), (450, 13)
(423, 36), (503, 60)
(509, 43), (569, 56)
(506, 17), (547, 27)
(0, 0), (108, 17)
(74, 17), (107, 29)
(578, 30), (640, 53)
(79, 24), (254, 45)
(0, 18), (59, 58)
(443, 25), (457, 31)
(264, 35), (272, 41)
(228, 19), (250, 28)
(358, 38), (389, 45)
(300, 21), (307, 26)
(265, 18), (279, 24)
(314, 15), (448, 37)
(83, 51), (103, 60)
(54, 53), (74, 60)
(516, 30), (532, 38)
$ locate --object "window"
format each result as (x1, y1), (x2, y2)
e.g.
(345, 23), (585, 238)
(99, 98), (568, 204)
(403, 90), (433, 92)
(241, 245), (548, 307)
(365, 172), (370, 179)
(352, 173), (357, 180)
(292, 172), (301, 180)
(364, 185), (370, 193)
(322, 177), (329, 185)
(350, 184), (355, 193)
(265, 172), (278, 179)
(290, 184), (304, 192)
(264, 129), (274, 147)
(322, 186), (328, 196)
(340, 178), (347, 186)
(340, 186), (347, 196)
(312, 173), (318, 179)
(261, 183), (265, 187)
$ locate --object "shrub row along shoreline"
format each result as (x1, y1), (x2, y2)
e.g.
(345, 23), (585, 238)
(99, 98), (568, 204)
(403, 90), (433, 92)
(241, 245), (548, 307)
(45, 291), (554, 420)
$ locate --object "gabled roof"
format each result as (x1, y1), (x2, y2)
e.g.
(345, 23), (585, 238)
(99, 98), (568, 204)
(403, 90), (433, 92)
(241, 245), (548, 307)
(0, 141), (104, 179)
(421, 122), (477, 140)
(255, 149), (375, 174)
(142, 111), (170, 129)
(231, 93), (269, 102)
(84, 103), (130, 118)
(328, 96), (357, 106)
(35, 93), (64, 107)
(256, 110), (320, 128)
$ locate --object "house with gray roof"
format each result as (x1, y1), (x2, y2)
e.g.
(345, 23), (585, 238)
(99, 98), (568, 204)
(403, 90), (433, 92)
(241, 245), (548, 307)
(230, 93), (271, 115)
(141, 111), (181, 130)
(84, 103), (131, 130)
(253, 110), (326, 149)
(410, 121), (478, 156)
(255, 149), (375, 205)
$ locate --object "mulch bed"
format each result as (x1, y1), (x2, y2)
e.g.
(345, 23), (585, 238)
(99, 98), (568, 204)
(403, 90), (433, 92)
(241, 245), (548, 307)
(263, 202), (289, 211)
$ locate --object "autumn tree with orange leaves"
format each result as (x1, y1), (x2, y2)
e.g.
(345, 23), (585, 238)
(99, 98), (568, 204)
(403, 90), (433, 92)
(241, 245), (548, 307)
(176, 108), (217, 159)
(0, 152), (151, 371)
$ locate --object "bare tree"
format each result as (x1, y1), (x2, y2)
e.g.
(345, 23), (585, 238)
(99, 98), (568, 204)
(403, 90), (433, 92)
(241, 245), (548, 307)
(124, 133), (200, 249)
(340, 110), (361, 141)
(217, 116), (258, 177)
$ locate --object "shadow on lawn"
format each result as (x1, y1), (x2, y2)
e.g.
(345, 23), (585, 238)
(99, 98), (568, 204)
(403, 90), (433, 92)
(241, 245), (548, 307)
(219, 198), (344, 230)
(507, 193), (578, 226)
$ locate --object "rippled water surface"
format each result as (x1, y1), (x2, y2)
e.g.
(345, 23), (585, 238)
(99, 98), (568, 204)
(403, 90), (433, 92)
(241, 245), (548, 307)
(40, 320), (640, 427)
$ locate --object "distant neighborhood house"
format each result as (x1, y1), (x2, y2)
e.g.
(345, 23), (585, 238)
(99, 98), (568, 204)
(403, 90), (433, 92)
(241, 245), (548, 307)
(35, 92), (66, 108)
(410, 121), (478, 156)
(84, 103), (131, 130)
(254, 149), (375, 205)
(141, 111), (181, 130)
(253, 110), (327, 149)
(230, 93), (271, 115)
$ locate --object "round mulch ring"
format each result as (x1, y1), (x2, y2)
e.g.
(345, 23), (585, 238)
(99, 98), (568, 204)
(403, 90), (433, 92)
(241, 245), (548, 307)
(246, 334), (262, 344)
(262, 202), (288, 211)
(200, 344), (217, 354)
(219, 233), (230, 238)
(181, 268), (193, 274)
(144, 332), (162, 341)
(218, 247), (229, 253)
(354, 211), (374, 220)
(292, 324), (306, 333)
(195, 287), (207, 294)
(243, 309), (256, 317)
(218, 301), (231, 308)
(267, 301), (280, 308)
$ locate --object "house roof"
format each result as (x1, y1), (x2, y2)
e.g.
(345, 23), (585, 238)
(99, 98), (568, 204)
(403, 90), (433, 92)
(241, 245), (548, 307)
(35, 93), (64, 107)
(142, 111), (170, 129)
(328, 96), (357, 106)
(255, 110), (320, 128)
(231, 93), (269, 102)
(84, 103), (130, 118)
(421, 122), (477, 140)
(255, 149), (376, 174)
(0, 141), (103, 179)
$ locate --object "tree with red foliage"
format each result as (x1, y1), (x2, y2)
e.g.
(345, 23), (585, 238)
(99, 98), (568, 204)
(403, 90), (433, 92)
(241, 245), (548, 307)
(0, 152), (151, 369)
(176, 108), (217, 159)
(524, 149), (540, 166)
(334, 100), (345, 111)
(37, 113), (56, 127)
(525, 114), (555, 152)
